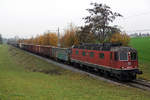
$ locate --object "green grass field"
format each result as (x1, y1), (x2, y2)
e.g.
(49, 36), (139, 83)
(130, 37), (150, 80)
(0, 45), (150, 100)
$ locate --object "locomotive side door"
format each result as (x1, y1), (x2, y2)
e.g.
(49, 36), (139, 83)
(110, 52), (118, 68)
(110, 52), (115, 68)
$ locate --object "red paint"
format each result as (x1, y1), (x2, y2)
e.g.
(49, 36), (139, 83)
(71, 48), (138, 70)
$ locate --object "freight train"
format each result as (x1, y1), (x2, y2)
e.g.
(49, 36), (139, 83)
(12, 43), (142, 81)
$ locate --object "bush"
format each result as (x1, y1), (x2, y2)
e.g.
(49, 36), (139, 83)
(110, 33), (130, 46)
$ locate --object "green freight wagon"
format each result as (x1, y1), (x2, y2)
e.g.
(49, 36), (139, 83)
(51, 47), (57, 59)
(56, 48), (70, 62)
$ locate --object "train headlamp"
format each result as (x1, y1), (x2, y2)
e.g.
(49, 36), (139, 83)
(121, 66), (124, 69)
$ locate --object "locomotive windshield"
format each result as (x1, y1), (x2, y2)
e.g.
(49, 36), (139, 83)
(120, 52), (128, 61)
(131, 52), (137, 60)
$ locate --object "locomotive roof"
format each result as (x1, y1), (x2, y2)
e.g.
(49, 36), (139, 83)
(110, 46), (137, 52)
(73, 43), (137, 52)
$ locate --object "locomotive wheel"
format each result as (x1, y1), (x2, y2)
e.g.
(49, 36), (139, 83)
(97, 69), (103, 76)
(104, 71), (110, 78)
(73, 63), (80, 68)
(117, 74), (131, 81)
(130, 73), (136, 80)
(116, 74), (122, 81)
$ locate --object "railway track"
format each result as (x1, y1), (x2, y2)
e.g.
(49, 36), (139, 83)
(127, 79), (150, 91)
(13, 46), (150, 91)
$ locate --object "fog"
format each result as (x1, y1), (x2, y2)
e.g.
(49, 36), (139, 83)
(0, 0), (150, 38)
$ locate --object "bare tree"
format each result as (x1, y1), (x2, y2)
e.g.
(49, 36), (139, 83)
(76, 24), (96, 43)
(84, 2), (122, 42)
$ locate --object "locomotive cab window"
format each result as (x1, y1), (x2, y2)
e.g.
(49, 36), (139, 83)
(120, 52), (128, 61)
(131, 52), (137, 60)
(99, 53), (104, 59)
(90, 52), (94, 57)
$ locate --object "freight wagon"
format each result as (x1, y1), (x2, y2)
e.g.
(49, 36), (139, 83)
(56, 48), (70, 62)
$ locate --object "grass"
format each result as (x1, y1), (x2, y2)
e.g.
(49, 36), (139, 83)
(0, 45), (150, 100)
(130, 37), (150, 80)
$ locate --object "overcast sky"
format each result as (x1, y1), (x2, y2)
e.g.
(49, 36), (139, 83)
(0, 0), (150, 38)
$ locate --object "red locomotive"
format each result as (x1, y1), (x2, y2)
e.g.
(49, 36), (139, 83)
(71, 43), (142, 81)
(16, 43), (142, 81)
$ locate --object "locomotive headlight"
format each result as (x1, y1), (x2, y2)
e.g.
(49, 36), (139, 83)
(121, 66), (124, 69)
(128, 52), (131, 55)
